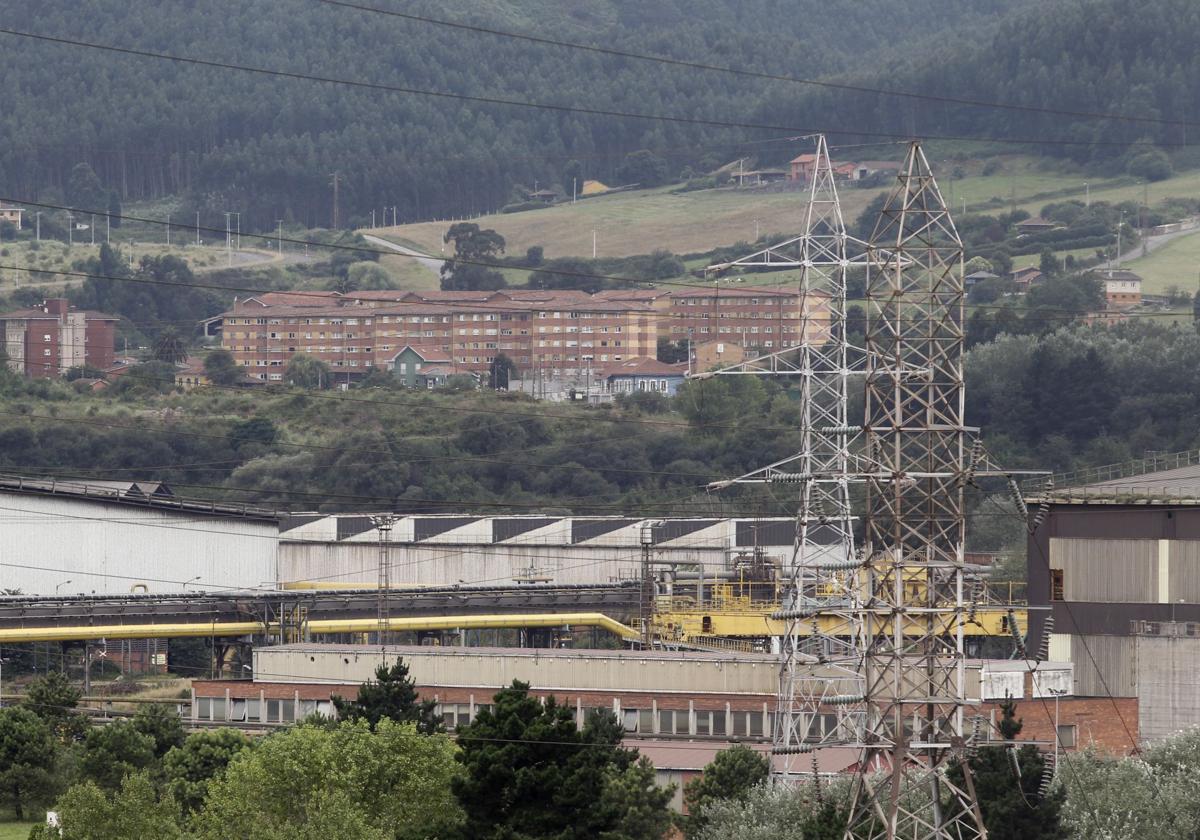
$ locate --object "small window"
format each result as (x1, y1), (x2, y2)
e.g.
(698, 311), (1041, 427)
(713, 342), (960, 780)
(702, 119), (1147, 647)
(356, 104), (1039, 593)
(1057, 724), (1076, 748)
(1051, 569), (1064, 601)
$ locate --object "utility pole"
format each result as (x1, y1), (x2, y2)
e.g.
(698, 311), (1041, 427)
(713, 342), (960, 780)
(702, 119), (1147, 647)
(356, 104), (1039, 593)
(277, 220), (284, 254)
(90, 214), (95, 246)
(67, 214), (73, 246)
(370, 515), (398, 649)
(166, 214), (171, 247)
(592, 230), (597, 259)
(34, 212), (40, 242)
(572, 177), (577, 204)
(639, 522), (656, 646)
(196, 211), (201, 246)
(330, 172), (341, 230)
(224, 212), (232, 267)
(370, 209), (375, 229)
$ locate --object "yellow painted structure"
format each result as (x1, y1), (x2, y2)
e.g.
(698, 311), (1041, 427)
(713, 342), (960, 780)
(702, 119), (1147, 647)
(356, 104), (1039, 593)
(0, 612), (639, 644)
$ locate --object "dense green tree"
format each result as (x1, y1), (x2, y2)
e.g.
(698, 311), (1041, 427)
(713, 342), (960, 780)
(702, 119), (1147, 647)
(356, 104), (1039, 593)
(331, 660), (441, 734)
(947, 699), (1067, 840)
(35, 772), (182, 840)
(682, 744), (771, 838)
(79, 721), (157, 791)
(345, 261), (394, 291)
(162, 729), (252, 814)
(203, 348), (243, 385)
(229, 417), (278, 450)
(284, 353), (331, 389)
(131, 704), (185, 760)
(0, 707), (56, 820)
(694, 782), (847, 840)
(453, 681), (672, 839)
(67, 163), (106, 212)
(616, 150), (669, 187)
(23, 672), (86, 741)
(195, 720), (462, 840)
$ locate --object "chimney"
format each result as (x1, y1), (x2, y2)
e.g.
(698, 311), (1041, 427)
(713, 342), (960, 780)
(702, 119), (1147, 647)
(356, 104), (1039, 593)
(43, 299), (69, 317)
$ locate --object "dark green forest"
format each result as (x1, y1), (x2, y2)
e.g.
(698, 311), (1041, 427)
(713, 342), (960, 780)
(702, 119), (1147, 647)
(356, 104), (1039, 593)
(2, 0), (1028, 229)
(763, 0), (1200, 166)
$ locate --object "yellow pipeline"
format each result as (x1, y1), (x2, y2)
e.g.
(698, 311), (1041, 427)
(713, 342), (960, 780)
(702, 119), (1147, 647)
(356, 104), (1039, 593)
(0, 613), (639, 644)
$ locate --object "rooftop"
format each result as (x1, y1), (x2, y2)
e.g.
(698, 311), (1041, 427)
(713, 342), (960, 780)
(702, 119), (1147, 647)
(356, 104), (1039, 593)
(0, 473), (278, 520)
(1032, 448), (1200, 504)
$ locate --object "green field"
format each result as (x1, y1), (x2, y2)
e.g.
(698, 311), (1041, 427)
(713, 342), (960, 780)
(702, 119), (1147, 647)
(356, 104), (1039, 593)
(375, 184), (876, 261)
(1122, 229), (1200, 294)
(0, 812), (35, 839)
(379, 158), (1200, 262)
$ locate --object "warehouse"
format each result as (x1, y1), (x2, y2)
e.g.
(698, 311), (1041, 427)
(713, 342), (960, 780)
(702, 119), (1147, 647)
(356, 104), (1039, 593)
(1028, 452), (1200, 743)
(278, 514), (801, 589)
(0, 474), (278, 595)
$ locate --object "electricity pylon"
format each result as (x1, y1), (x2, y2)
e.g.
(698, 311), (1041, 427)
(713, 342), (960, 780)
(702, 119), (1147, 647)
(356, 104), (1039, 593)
(702, 135), (869, 775)
(842, 141), (986, 839)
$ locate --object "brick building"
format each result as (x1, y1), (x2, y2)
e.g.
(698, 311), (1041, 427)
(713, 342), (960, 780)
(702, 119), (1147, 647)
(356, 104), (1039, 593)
(0, 298), (117, 377)
(215, 286), (828, 383)
(192, 645), (1137, 792)
(597, 285), (831, 355)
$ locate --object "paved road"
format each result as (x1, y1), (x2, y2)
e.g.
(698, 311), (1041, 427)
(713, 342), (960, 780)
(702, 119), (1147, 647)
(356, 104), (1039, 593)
(362, 233), (442, 275)
(1110, 222), (1199, 267)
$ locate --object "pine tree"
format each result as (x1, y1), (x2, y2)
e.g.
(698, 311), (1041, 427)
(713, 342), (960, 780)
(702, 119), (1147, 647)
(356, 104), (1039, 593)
(331, 659), (441, 734)
(949, 696), (1068, 840)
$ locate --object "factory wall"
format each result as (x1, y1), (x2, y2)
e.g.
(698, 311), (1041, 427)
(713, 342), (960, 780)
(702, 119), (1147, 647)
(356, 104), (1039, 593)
(0, 491), (277, 595)
(277, 515), (801, 589)
(253, 644), (783, 695)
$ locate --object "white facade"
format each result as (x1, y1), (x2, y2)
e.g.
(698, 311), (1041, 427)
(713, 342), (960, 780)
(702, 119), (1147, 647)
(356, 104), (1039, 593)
(0, 489), (277, 595)
(278, 515), (800, 589)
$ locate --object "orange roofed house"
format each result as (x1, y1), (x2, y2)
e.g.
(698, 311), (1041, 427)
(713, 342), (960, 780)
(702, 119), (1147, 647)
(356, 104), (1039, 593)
(0, 298), (117, 377)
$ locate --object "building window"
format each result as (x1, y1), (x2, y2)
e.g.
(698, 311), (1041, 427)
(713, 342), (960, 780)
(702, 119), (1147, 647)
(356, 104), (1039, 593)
(1051, 569), (1064, 601)
(1057, 724), (1076, 748)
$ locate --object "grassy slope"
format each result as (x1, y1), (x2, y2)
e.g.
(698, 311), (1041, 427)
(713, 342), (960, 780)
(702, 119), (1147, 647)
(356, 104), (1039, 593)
(1123, 229), (1200, 294)
(380, 160), (1200, 263)
(374, 184), (877, 261)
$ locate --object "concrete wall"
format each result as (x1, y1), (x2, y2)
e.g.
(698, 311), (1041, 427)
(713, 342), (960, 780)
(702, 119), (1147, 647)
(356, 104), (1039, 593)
(0, 491), (278, 594)
(1137, 635), (1200, 743)
(253, 644), (782, 695)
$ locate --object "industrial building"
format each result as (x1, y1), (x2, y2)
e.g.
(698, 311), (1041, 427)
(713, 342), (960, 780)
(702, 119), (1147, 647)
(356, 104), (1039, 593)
(1028, 451), (1200, 743)
(0, 474), (278, 595)
(191, 644), (1135, 786)
(278, 514), (798, 589)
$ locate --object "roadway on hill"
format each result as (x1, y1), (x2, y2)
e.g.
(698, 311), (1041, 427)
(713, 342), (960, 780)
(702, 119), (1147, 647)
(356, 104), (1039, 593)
(361, 233), (442, 276)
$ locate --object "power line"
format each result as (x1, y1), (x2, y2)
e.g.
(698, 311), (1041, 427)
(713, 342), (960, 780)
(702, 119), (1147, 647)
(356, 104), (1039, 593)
(0, 26), (1189, 150)
(313, 0), (1200, 131)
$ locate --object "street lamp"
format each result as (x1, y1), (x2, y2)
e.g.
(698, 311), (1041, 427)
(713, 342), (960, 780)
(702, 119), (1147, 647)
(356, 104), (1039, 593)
(182, 576), (202, 592)
(55, 579), (72, 596)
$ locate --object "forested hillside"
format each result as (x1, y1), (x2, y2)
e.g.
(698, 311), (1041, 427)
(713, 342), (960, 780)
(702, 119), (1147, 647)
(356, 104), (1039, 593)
(761, 0), (1200, 166)
(0, 0), (1021, 229)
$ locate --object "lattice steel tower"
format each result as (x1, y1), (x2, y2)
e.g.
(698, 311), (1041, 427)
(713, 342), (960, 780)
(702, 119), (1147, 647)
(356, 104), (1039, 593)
(842, 142), (986, 839)
(703, 135), (867, 774)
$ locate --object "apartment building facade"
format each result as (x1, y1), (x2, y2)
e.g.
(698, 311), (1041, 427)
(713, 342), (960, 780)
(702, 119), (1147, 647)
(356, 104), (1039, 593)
(219, 289), (657, 381)
(597, 285), (831, 355)
(0, 298), (117, 377)
(216, 286), (829, 382)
